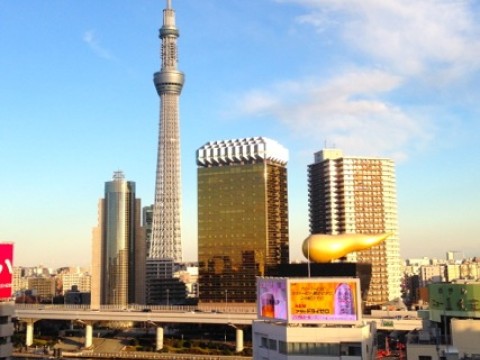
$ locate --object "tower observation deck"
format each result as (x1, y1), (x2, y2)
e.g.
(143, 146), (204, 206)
(150, 0), (184, 262)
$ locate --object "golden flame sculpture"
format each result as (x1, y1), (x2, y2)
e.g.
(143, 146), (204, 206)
(302, 233), (392, 263)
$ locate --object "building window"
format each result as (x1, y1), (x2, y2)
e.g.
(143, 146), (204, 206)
(268, 338), (277, 351)
(340, 342), (362, 356)
(284, 342), (340, 356)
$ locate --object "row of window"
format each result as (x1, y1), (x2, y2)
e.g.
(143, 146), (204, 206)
(260, 337), (362, 356)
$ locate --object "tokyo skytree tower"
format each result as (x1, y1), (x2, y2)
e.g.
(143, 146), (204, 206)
(150, 0), (184, 262)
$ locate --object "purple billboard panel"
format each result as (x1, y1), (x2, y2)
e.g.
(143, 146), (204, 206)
(0, 243), (13, 299)
(257, 278), (288, 321)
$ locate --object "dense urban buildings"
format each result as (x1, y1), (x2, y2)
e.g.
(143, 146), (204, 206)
(150, 0), (184, 263)
(91, 171), (145, 307)
(308, 148), (402, 306)
(196, 137), (289, 303)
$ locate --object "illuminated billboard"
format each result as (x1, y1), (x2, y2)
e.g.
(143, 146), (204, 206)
(0, 243), (13, 299)
(257, 277), (362, 323)
(289, 279), (361, 322)
(257, 278), (288, 320)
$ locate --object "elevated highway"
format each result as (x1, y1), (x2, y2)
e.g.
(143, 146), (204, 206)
(13, 305), (423, 351)
(15, 307), (256, 325)
(14, 305), (255, 352)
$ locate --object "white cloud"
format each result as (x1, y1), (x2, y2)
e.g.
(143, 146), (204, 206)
(281, 0), (480, 79)
(229, 0), (479, 160)
(233, 69), (432, 160)
(83, 30), (114, 60)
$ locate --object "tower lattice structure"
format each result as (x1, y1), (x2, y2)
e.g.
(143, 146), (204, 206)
(150, 0), (184, 263)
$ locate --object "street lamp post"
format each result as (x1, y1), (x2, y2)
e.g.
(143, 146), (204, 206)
(225, 290), (228, 312)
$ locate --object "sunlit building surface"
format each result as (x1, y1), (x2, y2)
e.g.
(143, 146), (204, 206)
(197, 137), (289, 303)
(27, 277), (55, 301)
(91, 171), (145, 307)
(61, 272), (91, 294)
(308, 149), (401, 306)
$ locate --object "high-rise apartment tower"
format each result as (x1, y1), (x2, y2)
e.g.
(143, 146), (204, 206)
(92, 171), (145, 307)
(150, 0), (184, 262)
(308, 149), (401, 306)
(197, 137), (289, 303)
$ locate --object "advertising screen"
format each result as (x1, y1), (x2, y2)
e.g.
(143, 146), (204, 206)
(0, 243), (13, 299)
(289, 279), (360, 322)
(257, 278), (288, 321)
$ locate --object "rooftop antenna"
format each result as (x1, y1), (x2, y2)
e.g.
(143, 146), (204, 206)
(166, 0), (172, 9)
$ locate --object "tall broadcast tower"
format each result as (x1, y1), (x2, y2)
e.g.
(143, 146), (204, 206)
(150, 0), (184, 262)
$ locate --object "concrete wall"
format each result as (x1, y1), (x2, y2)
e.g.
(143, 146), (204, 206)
(451, 318), (480, 357)
(253, 321), (375, 360)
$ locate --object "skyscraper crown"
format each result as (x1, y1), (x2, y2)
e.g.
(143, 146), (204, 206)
(197, 136), (289, 167)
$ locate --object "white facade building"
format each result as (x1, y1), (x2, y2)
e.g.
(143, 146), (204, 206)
(419, 265), (446, 287)
(253, 321), (376, 359)
(61, 273), (91, 294)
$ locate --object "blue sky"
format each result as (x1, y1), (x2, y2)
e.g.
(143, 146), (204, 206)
(1, 0), (479, 268)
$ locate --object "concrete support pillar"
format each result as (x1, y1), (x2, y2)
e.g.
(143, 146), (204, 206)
(25, 320), (36, 347)
(156, 326), (164, 351)
(85, 322), (93, 348)
(235, 327), (244, 353)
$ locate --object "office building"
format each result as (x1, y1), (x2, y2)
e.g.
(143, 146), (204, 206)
(61, 272), (91, 295)
(27, 277), (55, 301)
(308, 149), (401, 306)
(91, 171), (145, 307)
(197, 137), (289, 303)
(150, 0), (184, 263)
(12, 267), (28, 296)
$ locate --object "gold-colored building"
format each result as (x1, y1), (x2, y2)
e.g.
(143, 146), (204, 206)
(308, 149), (402, 306)
(197, 137), (289, 303)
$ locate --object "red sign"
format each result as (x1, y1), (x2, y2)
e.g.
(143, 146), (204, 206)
(0, 244), (14, 299)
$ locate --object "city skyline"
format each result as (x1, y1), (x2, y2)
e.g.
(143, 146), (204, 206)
(1, 1), (479, 267)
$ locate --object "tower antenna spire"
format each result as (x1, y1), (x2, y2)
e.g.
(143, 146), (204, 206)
(151, 0), (184, 262)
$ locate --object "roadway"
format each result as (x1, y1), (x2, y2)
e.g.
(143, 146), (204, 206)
(13, 305), (423, 331)
(15, 307), (256, 326)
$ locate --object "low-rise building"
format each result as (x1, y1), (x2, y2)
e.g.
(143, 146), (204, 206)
(252, 277), (377, 359)
(406, 281), (480, 360)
